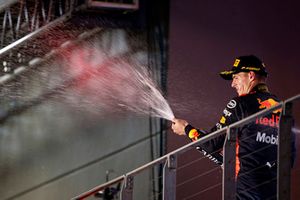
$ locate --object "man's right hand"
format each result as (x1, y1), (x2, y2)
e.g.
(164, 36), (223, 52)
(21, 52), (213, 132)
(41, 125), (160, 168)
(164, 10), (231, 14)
(171, 118), (189, 136)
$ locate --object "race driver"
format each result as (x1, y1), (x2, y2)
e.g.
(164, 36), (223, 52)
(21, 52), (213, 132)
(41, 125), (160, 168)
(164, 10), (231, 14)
(171, 55), (296, 200)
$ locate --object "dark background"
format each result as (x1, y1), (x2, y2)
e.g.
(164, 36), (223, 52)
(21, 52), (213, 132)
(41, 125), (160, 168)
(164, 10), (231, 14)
(167, 0), (300, 199)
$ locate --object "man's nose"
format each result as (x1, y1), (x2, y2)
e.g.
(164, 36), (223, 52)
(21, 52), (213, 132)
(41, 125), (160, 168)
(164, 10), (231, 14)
(231, 80), (235, 88)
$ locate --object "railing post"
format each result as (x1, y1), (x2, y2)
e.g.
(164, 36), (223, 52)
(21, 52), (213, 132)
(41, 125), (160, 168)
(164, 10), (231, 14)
(222, 127), (237, 200)
(163, 154), (177, 200)
(121, 175), (134, 200)
(277, 102), (294, 200)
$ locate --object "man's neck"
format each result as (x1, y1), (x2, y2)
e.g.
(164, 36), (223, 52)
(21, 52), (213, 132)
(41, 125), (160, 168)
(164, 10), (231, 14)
(252, 82), (269, 93)
(243, 81), (267, 96)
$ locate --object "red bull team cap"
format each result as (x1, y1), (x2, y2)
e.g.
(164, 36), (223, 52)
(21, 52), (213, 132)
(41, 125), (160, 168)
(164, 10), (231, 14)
(220, 55), (268, 80)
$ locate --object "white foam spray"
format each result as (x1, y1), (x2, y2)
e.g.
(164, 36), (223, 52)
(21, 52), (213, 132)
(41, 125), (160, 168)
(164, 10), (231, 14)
(61, 45), (174, 121)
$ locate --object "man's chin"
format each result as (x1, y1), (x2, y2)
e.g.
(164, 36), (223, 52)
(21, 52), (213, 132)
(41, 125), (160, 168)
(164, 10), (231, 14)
(237, 91), (244, 96)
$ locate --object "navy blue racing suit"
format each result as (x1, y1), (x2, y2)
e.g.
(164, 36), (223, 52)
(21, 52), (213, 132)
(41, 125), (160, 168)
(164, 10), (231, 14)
(184, 83), (296, 200)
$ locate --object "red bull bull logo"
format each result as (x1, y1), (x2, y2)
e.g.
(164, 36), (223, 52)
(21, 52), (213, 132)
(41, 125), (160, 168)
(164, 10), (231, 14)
(188, 129), (200, 141)
(256, 98), (281, 127)
(257, 98), (281, 114)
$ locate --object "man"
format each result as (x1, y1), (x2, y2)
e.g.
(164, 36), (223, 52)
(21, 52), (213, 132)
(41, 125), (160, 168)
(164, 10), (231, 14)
(172, 55), (296, 199)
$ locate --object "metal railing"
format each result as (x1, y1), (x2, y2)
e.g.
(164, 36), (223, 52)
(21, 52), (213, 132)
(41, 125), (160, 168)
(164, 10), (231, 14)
(0, 0), (85, 77)
(0, 0), (80, 51)
(0, 0), (140, 77)
(72, 94), (300, 200)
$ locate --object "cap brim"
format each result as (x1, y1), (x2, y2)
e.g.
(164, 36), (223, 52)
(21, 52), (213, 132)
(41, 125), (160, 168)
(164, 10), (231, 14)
(219, 70), (234, 80)
(220, 68), (268, 80)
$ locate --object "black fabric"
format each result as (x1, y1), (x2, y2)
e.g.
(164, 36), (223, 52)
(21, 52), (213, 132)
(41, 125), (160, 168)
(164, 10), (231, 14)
(236, 167), (277, 200)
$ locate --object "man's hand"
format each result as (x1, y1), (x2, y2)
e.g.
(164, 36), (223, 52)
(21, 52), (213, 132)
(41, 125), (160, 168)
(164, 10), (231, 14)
(171, 118), (189, 136)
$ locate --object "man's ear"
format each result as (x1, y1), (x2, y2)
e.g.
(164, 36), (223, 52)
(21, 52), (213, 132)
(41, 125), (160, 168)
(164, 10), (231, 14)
(249, 71), (256, 81)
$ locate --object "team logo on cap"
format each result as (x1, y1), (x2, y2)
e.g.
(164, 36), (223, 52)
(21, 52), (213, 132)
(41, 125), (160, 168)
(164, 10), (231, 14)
(233, 59), (240, 67)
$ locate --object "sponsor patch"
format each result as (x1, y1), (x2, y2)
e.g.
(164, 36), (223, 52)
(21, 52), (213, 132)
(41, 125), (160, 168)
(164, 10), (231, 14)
(223, 108), (232, 117)
(196, 147), (222, 165)
(216, 123), (222, 130)
(233, 59), (240, 67)
(227, 100), (237, 109)
(256, 131), (278, 145)
(255, 114), (279, 128)
(220, 116), (226, 124)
